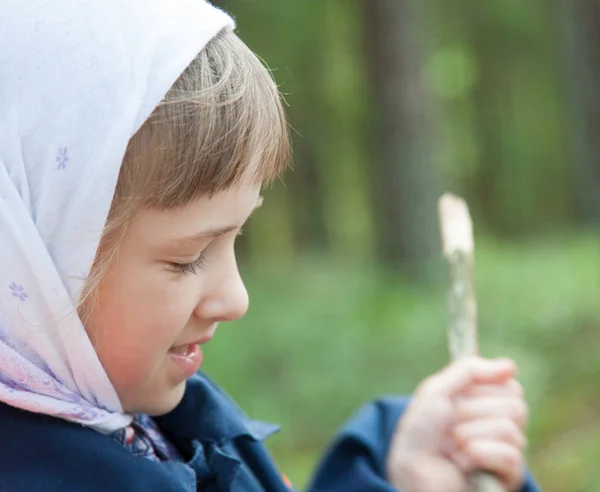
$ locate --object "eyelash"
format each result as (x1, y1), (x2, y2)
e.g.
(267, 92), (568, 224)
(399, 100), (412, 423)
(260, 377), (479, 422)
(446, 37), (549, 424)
(168, 228), (243, 275)
(169, 254), (207, 275)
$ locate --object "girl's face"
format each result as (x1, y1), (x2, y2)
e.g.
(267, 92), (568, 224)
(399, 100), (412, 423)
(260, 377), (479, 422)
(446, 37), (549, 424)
(85, 183), (261, 415)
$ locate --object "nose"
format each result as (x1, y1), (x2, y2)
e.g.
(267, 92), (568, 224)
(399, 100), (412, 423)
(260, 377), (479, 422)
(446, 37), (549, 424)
(194, 258), (249, 323)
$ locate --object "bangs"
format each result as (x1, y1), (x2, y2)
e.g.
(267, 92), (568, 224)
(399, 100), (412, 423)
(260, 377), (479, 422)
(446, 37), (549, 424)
(117, 27), (290, 210)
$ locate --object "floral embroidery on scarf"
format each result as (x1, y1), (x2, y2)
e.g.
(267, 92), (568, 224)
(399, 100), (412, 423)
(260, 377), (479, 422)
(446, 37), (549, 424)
(56, 147), (69, 170)
(8, 282), (27, 302)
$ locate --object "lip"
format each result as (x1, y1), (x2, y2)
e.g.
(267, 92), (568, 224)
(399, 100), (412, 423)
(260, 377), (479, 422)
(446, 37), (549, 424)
(167, 334), (214, 380)
(168, 344), (203, 379)
(172, 334), (214, 348)
(192, 334), (214, 346)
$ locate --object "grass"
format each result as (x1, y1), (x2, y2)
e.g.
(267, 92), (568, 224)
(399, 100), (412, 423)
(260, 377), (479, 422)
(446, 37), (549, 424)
(203, 230), (599, 491)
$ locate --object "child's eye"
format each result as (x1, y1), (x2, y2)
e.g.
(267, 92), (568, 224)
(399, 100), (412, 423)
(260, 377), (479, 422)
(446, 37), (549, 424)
(168, 254), (207, 275)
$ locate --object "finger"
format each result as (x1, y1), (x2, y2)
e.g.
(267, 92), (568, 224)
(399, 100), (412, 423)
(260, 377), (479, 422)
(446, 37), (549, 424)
(457, 397), (529, 428)
(461, 379), (523, 399)
(452, 418), (527, 451)
(453, 440), (525, 492)
(419, 357), (516, 397)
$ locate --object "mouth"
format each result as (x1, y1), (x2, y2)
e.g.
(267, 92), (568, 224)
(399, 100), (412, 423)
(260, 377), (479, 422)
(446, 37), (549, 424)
(169, 334), (213, 354)
(168, 344), (199, 356)
(167, 332), (215, 379)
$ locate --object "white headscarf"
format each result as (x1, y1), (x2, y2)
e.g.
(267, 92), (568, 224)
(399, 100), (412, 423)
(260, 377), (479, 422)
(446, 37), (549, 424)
(0, 0), (234, 433)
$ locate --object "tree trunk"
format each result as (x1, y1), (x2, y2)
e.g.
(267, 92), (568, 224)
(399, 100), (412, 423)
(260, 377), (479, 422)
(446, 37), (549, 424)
(561, 0), (600, 224)
(465, 7), (506, 232)
(364, 0), (441, 281)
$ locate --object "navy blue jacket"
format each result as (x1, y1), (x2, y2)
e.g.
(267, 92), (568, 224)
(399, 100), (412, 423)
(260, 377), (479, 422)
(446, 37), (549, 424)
(0, 373), (539, 491)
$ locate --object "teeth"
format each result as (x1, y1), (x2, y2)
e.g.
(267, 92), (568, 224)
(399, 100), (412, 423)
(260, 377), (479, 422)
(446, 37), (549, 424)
(171, 344), (191, 356)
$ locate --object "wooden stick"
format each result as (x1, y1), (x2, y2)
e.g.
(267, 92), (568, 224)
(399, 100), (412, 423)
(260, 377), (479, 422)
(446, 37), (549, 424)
(438, 193), (505, 492)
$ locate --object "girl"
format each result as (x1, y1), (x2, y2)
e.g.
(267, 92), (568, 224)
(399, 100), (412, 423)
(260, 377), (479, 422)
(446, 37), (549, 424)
(0, 0), (538, 490)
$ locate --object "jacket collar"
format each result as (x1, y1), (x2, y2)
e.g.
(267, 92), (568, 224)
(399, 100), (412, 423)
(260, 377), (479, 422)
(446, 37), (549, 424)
(156, 373), (279, 445)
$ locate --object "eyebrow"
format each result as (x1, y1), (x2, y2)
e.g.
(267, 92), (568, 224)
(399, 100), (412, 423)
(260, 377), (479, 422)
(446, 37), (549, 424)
(178, 226), (237, 244)
(172, 196), (263, 246)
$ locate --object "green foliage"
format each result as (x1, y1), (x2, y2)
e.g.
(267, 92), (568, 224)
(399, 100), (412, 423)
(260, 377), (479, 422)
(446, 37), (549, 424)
(425, 44), (478, 101)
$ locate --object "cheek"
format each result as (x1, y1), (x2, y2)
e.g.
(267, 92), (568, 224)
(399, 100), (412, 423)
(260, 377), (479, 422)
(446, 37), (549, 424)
(114, 282), (192, 332)
(95, 265), (196, 332)
(86, 272), (198, 386)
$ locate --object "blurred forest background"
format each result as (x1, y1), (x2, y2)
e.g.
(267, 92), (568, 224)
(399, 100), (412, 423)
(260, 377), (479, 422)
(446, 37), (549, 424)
(204, 1), (600, 490)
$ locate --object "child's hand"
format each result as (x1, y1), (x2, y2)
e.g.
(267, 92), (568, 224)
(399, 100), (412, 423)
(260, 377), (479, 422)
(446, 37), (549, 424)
(386, 357), (528, 492)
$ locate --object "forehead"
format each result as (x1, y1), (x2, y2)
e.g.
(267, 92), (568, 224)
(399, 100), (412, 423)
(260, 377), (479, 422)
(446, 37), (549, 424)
(130, 184), (261, 246)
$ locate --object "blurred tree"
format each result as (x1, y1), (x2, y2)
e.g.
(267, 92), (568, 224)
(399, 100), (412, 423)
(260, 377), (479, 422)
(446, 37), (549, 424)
(363, 0), (441, 280)
(560, 0), (600, 224)
(447, 0), (572, 235)
(213, 0), (330, 256)
(463, 6), (506, 230)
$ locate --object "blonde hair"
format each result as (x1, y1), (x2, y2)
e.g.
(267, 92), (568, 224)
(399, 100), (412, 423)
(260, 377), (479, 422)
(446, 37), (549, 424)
(83, 27), (290, 304)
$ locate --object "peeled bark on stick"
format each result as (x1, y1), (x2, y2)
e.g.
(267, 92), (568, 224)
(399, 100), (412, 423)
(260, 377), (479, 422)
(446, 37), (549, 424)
(438, 194), (505, 492)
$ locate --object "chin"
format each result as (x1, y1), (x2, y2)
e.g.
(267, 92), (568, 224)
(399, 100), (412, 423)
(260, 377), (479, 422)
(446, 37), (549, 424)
(127, 380), (187, 416)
